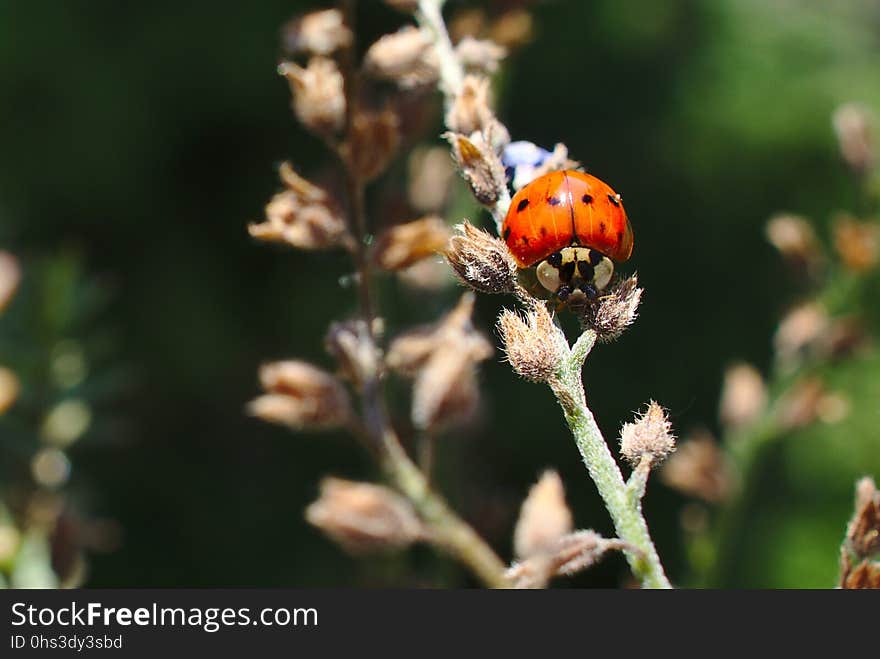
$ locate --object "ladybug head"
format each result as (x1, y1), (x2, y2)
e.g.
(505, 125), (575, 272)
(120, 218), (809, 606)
(535, 247), (614, 302)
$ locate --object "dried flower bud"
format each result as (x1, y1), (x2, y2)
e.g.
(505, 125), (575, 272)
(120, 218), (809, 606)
(324, 320), (378, 388)
(445, 75), (495, 136)
(660, 430), (732, 503)
(306, 477), (424, 553)
(0, 251), (20, 313)
(387, 294), (493, 431)
(773, 302), (829, 371)
(839, 477), (880, 588)
(0, 366), (20, 416)
(444, 220), (518, 294)
(445, 130), (508, 206)
(372, 216), (451, 271)
(282, 9), (352, 56)
(513, 471), (573, 559)
(620, 401), (676, 467)
(279, 57), (346, 135)
(847, 477), (880, 558)
(579, 274), (642, 341)
(507, 530), (631, 589)
(765, 213), (823, 274)
(775, 376), (825, 431)
(498, 305), (567, 383)
(248, 360), (352, 430)
(832, 213), (879, 273)
(408, 146), (455, 212)
(363, 26), (439, 89)
(841, 560), (880, 589)
(340, 107), (401, 182)
(248, 163), (352, 251)
(832, 104), (875, 176)
(488, 9), (535, 50)
(455, 37), (506, 74)
(719, 362), (767, 430)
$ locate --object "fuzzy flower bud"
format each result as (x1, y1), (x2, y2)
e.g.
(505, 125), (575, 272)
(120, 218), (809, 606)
(619, 401), (676, 467)
(832, 103), (875, 176)
(305, 477), (424, 553)
(248, 360), (352, 430)
(372, 216), (451, 271)
(282, 9), (352, 56)
(765, 214), (823, 275)
(248, 163), (352, 251)
(279, 57), (346, 135)
(579, 274), (642, 341)
(445, 75), (499, 137)
(363, 26), (439, 89)
(718, 363), (767, 430)
(513, 471), (573, 560)
(340, 107), (401, 182)
(660, 430), (732, 503)
(840, 477), (880, 588)
(444, 221), (517, 294)
(773, 302), (829, 371)
(498, 305), (568, 383)
(455, 37), (506, 74)
(832, 213), (880, 273)
(445, 131), (508, 206)
(0, 251), (20, 313)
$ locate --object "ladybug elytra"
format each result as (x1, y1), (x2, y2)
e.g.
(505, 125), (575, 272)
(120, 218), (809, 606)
(501, 170), (633, 305)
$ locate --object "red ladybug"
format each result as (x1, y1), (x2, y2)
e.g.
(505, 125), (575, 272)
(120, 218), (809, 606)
(501, 170), (633, 303)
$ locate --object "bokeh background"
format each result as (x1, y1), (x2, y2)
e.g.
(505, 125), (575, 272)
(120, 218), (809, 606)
(1, 0), (879, 587)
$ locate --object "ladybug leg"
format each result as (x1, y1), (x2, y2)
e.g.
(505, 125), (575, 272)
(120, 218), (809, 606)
(579, 283), (598, 299)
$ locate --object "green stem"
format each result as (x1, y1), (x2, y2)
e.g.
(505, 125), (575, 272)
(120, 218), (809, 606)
(551, 330), (672, 589)
(377, 426), (509, 588)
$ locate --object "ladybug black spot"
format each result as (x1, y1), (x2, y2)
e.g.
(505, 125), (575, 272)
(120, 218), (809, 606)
(607, 194), (620, 207)
(517, 198), (530, 212)
(521, 235), (530, 246)
(503, 226), (511, 241)
(540, 226), (548, 236)
(599, 222), (607, 234)
(582, 194), (593, 204)
(547, 196), (561, 206)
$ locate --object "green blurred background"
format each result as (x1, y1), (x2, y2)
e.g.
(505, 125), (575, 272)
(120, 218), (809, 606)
(1, 0), (878, 587)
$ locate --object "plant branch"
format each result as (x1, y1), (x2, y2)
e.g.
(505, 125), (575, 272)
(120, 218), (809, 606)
(550, 330), (672, 588)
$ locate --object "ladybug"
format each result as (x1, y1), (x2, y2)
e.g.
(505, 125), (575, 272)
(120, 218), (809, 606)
(501, 170), (633, 305)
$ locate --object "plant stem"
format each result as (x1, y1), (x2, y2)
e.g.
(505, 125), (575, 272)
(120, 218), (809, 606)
(336, 0), (508, 589)
(551, 330), (672, 588)
(377, 425), (509, 588)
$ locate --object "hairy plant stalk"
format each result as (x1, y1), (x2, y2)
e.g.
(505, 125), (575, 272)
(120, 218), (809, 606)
(334, 0), (508, 588)
(416, 0), (511, 229)
(551, 329), (672, 588)
(415, 0), (463, 99)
